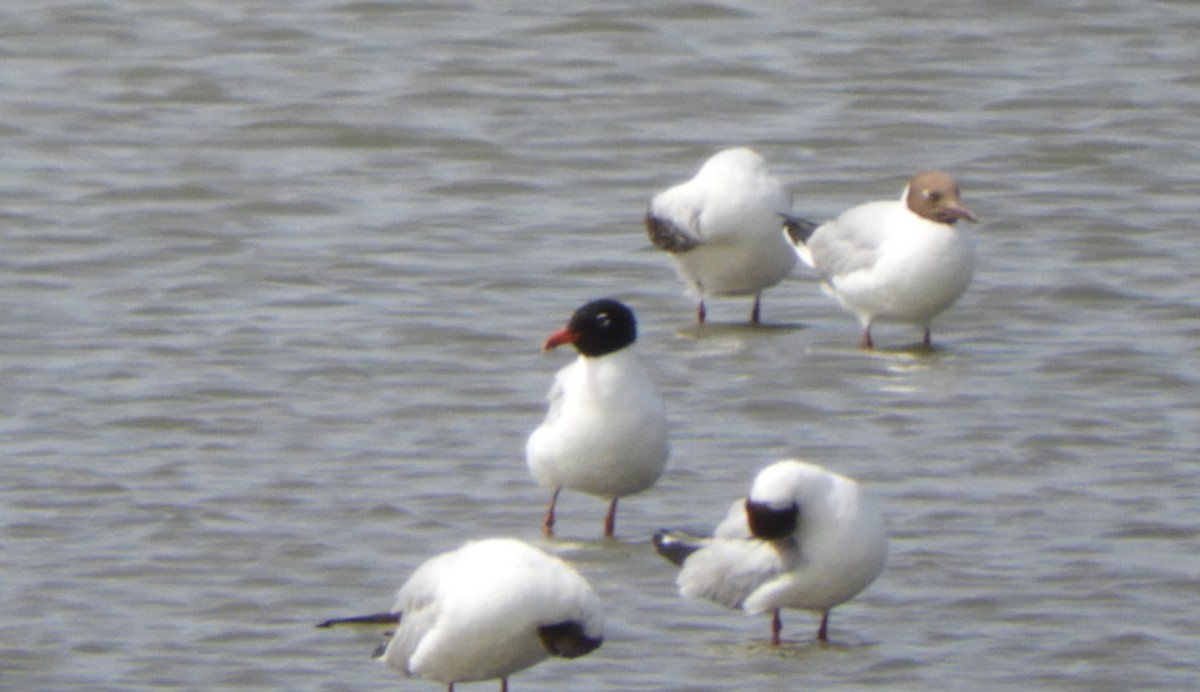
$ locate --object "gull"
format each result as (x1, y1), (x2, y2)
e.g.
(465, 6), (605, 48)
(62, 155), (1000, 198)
(646, 147), (795, 324)
(654, 459), (887, 645)
(527, 298), (669, 539)
(317, 537), (603, 691)
(783, 171), (977, 348)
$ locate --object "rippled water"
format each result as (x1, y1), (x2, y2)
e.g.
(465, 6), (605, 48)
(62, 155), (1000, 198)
(3, 1), (1199, 689)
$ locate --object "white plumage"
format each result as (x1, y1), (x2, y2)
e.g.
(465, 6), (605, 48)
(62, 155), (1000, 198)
(646, 147), (796, 324)
(655, 459), (887, 645)
(784, 171), (977, 348)
(526, 299), (669, 538)
(320, 538), (603, 691)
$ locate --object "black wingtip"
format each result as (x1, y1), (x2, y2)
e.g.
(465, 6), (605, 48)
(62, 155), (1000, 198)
(651, 530), (703, 566)
(538, 621), (603, 659)
(315, 612), (400, 629)
(780, 213), (820, 245)
(646, 212), (701, 253)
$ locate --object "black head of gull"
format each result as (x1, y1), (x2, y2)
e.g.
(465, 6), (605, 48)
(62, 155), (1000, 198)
(543, 298), (638, 358)
(744, 499), (799, 540)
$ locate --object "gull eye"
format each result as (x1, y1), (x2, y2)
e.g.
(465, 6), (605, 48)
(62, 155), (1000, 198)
(596, 312), (612, 328)
(924, 189), (942, 203)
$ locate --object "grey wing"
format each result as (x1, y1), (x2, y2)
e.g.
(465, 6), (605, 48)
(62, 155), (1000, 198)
(807, 203), (895, 279)
(677, 538), (791, 610)
(381, 602), (436, 669)
(380, 553), (451, 669)
(808, 223), (883, 280)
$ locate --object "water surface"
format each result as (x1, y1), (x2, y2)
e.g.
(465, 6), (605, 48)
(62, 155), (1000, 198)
(2, 1), (1199, 690)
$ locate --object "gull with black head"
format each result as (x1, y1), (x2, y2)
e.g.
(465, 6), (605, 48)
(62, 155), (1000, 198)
(527, 298), (669, 539)
(654, 459), (887, 645)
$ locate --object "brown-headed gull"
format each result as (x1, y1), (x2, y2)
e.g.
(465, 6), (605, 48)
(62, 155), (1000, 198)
(653, 459), (887, 645)
(527, 298), (669, 539)
(317, 538), (603, 691)
(646, 147), (795, 325)
(783, 171), (977, 348)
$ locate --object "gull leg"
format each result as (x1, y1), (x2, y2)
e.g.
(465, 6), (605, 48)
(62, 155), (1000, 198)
(542, 487), (562, 538)
(603, 497), (619, 539)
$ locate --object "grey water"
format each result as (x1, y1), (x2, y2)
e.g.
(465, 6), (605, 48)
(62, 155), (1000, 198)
(2, 1), (1199, 689)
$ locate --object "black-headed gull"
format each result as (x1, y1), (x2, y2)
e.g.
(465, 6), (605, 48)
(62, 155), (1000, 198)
(646, 147), (795, 325)
(783, 171), (977, 348)
(653, 459), (887, 645)
(318, 538), (603, 691)
(527, 298), (669, 539)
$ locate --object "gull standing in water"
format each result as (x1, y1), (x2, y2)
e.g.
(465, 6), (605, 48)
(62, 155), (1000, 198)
(527, 298), (669, 539)
(654, 459), (887, 645)
(783, 171), (977, 348)
(317, 538), (604, 691)
(646, 147), (796, 325)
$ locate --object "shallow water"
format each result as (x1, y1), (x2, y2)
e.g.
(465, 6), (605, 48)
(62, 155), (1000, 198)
(3, 1), (1199, 690)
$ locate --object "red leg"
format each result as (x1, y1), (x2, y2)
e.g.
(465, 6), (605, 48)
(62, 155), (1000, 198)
(750, 293), (762, 325)
(603, 497), (619, 539)
(922, 326), (932, 347)
(542, 487), (561, 538)
(817, 610), (829, 643)
(860, 326), (874, 349)
(697, 300), (707, 325)
(500, 678), (508, 692)
(770, 609), (782, 646)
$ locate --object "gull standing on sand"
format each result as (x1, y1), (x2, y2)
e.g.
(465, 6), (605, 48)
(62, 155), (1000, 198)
(783, 171), (977, 348)
(527, 298), (669, 539)
(646, 147), (796, 325)
(653, 459), (887, 645)
(317, 538), (604, 691)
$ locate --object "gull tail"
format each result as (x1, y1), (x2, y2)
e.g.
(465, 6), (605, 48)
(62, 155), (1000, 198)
(780, 214), (820, 246)
(652, 530), (709, 566)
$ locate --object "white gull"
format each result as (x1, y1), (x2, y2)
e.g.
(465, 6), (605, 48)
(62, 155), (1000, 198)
(783, 171), (977, 348)
(646, 147), (796, 325)
(527, 298), (669, 539)
(654, 459), (887, 645)
(317, 538), (603, 691)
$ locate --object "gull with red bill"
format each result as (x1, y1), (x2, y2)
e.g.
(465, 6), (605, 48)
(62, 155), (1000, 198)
(526, 298), (669, 539)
